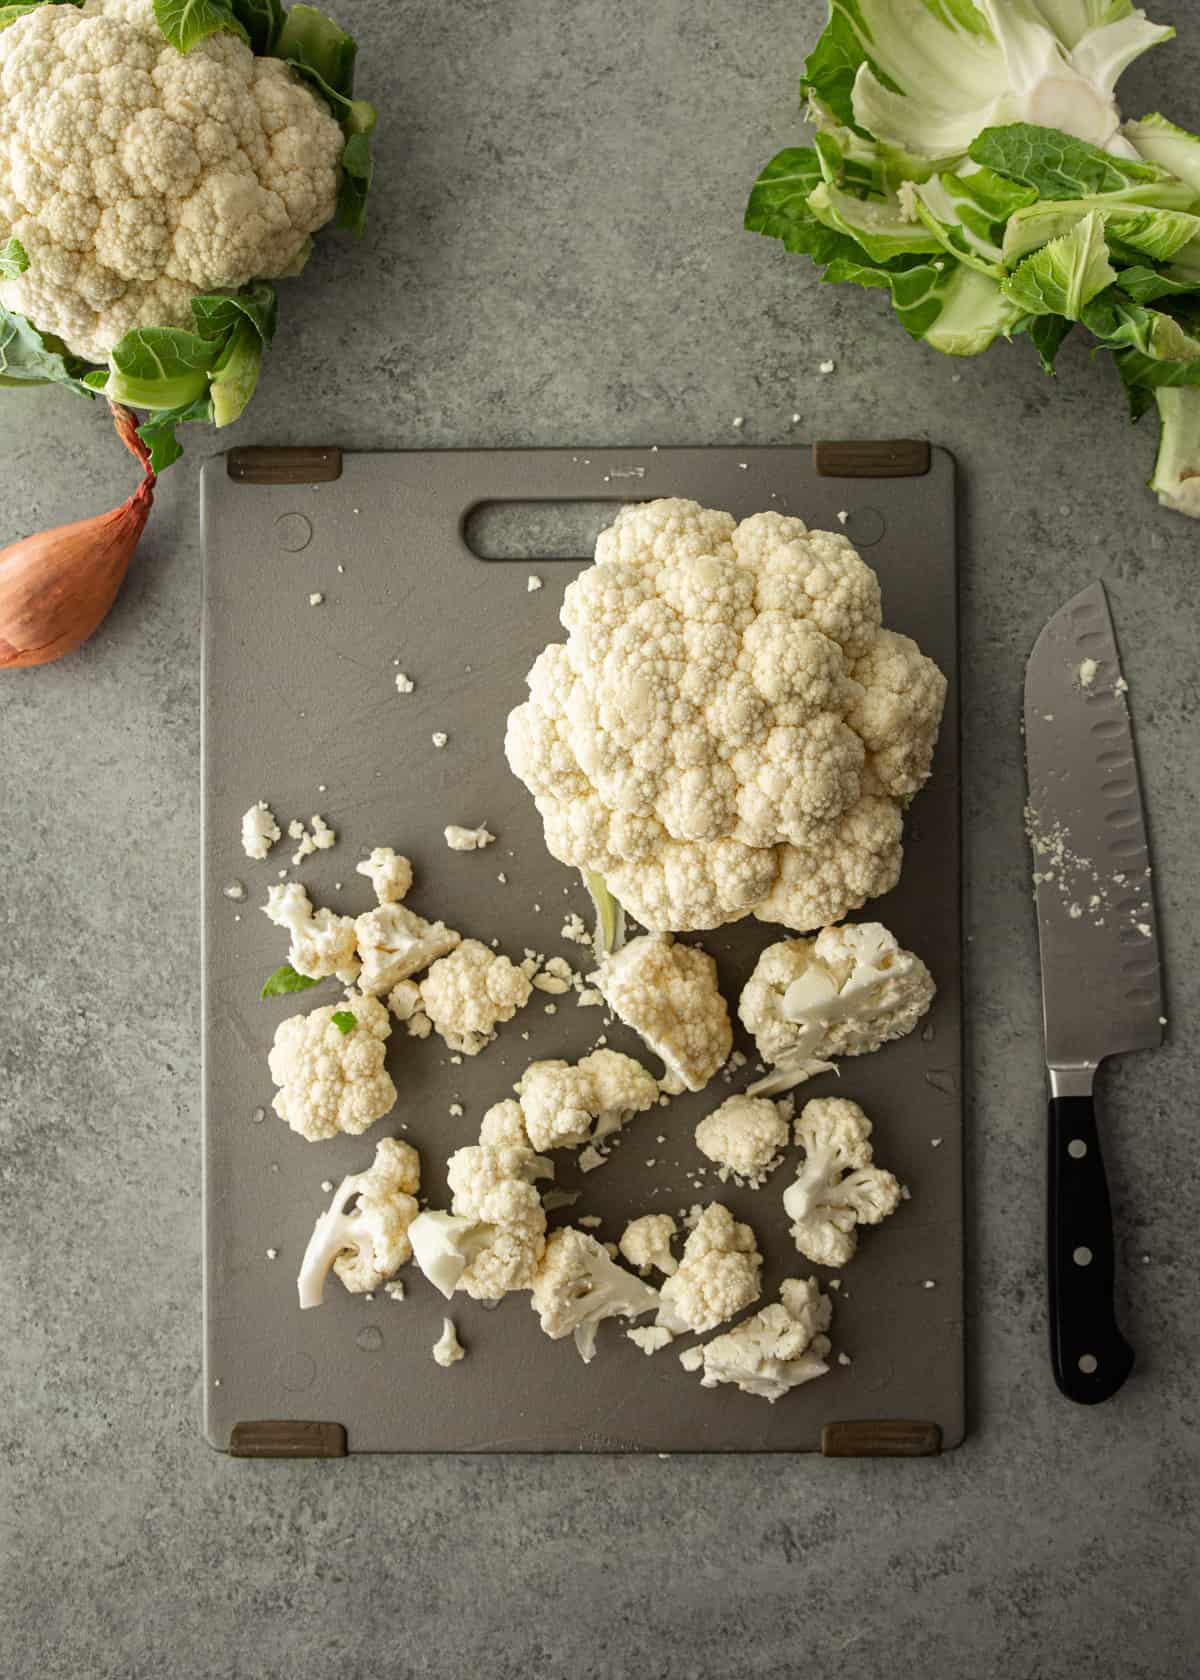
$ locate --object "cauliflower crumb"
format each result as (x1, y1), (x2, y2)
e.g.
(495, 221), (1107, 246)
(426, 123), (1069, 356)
(432, 1318), (466, 1367)
(444, 824), (496, 852)
(1078, 658), (1098, 688)
(431, 733), (448, 749)
(395, 673), (415, 694)
(561, 913), (592, 946)
(241, 801), (281, 861)
(384, 1280), (406, 1302)
(289, 814), (336, 867)
(628, 1325), (674, 1355)
(818, 359), (835, 374)
(527, 575), (543, 592)
(309, 593), (324, 607)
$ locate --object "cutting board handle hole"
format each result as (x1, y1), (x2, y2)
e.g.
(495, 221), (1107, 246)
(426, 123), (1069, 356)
(463, 499), (645, 562)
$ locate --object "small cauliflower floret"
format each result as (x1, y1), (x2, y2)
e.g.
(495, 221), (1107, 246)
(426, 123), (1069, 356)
(784, 1098), (903, 1266)
(267, 989), (395, 1141)
(740, 921), (935, 1095)
(263, 881), (359, 983)
(385, 978), (432, 1038)
(432, 1318), (466, 1367)
(595, 934), (732, 1093)
(355, 903), (461, 995)
(694, 1093), (791, 1187)
(443, 824), (495, 852)
(619, 1212), (679, 1276)
(515, 1049), (659, 1155)
(296, 1138), (421, 1309)
(531, 1226), (660, 1362)
(656, 1202), (762, 1335)
(627, 1325), (674, 1355)
(420, 939), (532, 1055)
(690, 1278), (833, 1402)
(356, 847), (414, 904)
(241, 800), (280, 860)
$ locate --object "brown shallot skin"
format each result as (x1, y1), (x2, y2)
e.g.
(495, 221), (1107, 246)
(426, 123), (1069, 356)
(0, 403), (155, 669)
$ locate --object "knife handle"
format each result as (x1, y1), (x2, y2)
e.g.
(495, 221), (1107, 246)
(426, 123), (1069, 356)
(1047, 1094), (1134, 1404)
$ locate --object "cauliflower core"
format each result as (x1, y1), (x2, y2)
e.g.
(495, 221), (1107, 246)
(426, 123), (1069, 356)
(740, 921), (936, 1095)
(694, 1093), (792, 1187)
(784, 1098), (903, 1266)
(505, 499), (946, 934)
(267, 989), (396, 1141)
(297, 1138), (421, 1308)
(595, 933), (732, 1093)
(0, 0), (345, 363)
(656, 1202), (763, 1335)
(419, 939), (532, 1055)
(687, 1278), (833, 1402)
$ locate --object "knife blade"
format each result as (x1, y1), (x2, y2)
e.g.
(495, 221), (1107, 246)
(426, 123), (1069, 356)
(1024, 580), (1163, 1406)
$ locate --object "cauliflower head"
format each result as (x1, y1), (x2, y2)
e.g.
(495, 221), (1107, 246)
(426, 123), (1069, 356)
(784, 1097), (904, 1266)
(263, 880), (359, 983)
(595, 933), (732, 1093)
(267, 988), (395, 1141)
(505, 499), (946, 933)
(694, 1093), (791, 1187)
(531, 1226), (660, 1362)
(514, 1048), (659, 1153)
(689, 1278), (833, 1402)
(296, 1137), (421, 1308)
(619, 1212), (679, 1276)
(741, 921), (935, 1095)
(0, 0), (345, 363)
(656, 1201), (762, 1335)
(419, 939), (532, 1055)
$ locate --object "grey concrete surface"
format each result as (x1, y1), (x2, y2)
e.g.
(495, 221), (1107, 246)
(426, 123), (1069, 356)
(1, 1), (1197, 1675)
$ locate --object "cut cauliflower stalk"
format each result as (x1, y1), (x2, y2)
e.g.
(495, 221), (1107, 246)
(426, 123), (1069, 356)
(355, 902), (461, 995)
(296, 1138), (421, 1309)
(432, 1318), (466, 1367)
(595, 933), (732, 1093)
(514, 1049), (659, 1158)
(686, 1278), (834, 1402)
(356, 847), (414, 904)
(740, 921), (935, 1095)
(694, 1093), (792, 1187)
(784, 1098), (903, 1266)
(619, 1213), (679, 1276)
(263, 881), (359, 983)
(0, 0), (346, 364)
(419, 939), (532, 1055)
(656, 1202), (762, 1335)
(505, 498), (946, 934)
(267, 989), (395, 1141)
(531, 1226), (660, 1362)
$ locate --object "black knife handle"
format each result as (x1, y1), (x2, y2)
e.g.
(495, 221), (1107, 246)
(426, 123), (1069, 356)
(1048, 1094), (1134, 1404)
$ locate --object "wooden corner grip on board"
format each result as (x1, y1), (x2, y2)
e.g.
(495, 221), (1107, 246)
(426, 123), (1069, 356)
(226, 447), (343, 484)
(821, 1419), (942, 1458)
(230, 1420), (347, 1459)
(813, 439), (931, 479)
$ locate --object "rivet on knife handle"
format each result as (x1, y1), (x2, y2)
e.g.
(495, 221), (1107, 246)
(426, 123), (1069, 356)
(1047, 1093), (1134, 1404)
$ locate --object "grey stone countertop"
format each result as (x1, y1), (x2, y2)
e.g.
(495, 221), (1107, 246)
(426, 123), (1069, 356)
(1, 2), (1197, 1676)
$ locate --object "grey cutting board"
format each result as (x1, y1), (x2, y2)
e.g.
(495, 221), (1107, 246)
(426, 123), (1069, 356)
(201, 443), (962, 1456)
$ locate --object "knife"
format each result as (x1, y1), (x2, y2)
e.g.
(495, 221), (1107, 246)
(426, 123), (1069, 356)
(1024, 581), (1163, 1406)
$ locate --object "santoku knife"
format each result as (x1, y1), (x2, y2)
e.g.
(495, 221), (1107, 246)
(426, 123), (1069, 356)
(1023, 581), (1163, 1405)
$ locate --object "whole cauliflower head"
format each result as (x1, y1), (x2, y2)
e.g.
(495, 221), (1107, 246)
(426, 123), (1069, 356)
(619, 1212), (679, 1276)
(689, 1277), (833, 1402)
(0, 0), (346, 362)
(740, 921), (936, 1094)
(297, 1137), (421, 1308)
(515, 1048), (659, 1152)
(595, 933), (732, 1093)
(419, 939), (533, 1055)
(531, 1226), (660, 1361)
(267, 989), (396, 1141)
(656, 1201), (762, 1335)
(784, 1097), (904, 1266)
(694, 1093), (791, 1186)
(263, 881), (360, 984)
(505, 499), (946, 933)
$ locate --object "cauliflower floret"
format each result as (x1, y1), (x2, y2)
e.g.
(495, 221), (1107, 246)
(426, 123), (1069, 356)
(618, 1212), (679, 1276)
(267, 989), (395, 1141)
(514, 1049), (659, 1154)
(419, 939), (532, 1055)
(505, 499), (945, 934)
(694, 1093), (792, 1187)
(656, 1202), (762, 1335)
(355, 903), (461, 995)
(530, 1226), (660, 1362)
(240, 799), (279, 860)
(296, 1138), (421, 1308)
(356, 847), (414, 904)
(595, 934), (732, 1093)
(262, 880), (359, 983)
(741, 921), (935, 1094)
(0, 1), (346, 362)
(784, 1098), (903, 1266)
(443, 824), (495, 851)
(688, 1278), (833, 1402)
(432, 1318), (466, 1367)
(384, 977), (433, 1038)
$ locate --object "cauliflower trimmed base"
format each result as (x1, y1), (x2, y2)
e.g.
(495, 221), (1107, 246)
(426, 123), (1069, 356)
(297, 1138), (421, 1308)
(267, 989), (396, 1141)
(784, 1098), (904, 1266)
(687, 1278), (833, 1402)
(656, 1202), (762, 1335)
(694, 1094), (792, 1187)
(420, 939), (532, 1055)
(505, 499), (946, 934)
(595, 934), (732, 1093)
